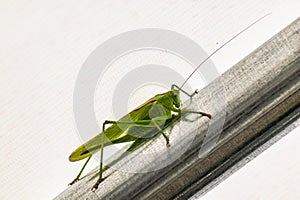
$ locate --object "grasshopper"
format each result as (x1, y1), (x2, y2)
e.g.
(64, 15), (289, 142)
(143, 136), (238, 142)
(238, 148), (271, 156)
(68, 14), (270, 191)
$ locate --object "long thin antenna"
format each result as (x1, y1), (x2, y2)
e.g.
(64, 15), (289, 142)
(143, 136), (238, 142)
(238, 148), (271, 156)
(180, 13), (271, 88)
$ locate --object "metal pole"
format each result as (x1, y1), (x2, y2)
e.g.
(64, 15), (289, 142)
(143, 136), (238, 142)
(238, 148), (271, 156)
(55, 17), (300, 200)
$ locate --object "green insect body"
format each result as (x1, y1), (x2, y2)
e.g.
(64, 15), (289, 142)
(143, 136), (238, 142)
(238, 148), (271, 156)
(68, 85), (211, 191)
(69, 90), (179, 162)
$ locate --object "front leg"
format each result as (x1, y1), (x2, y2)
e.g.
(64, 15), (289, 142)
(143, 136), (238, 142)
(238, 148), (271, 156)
(171, 84), (198, 98)
(182, 110), (212, 119)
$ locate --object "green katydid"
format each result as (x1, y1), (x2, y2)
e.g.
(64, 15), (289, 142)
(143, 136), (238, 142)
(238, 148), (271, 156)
(68, 14), (270, 191)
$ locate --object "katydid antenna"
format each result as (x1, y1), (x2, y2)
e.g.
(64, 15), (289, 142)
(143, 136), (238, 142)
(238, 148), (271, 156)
(180, 13), (271, 89)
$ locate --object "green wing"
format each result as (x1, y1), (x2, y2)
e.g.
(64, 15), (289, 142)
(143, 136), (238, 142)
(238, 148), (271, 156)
(69, 91), (175, 162)
(69, 99), (158, 162)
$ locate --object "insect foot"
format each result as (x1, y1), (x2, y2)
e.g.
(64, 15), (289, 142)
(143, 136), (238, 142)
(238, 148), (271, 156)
(68, 177), (79, 186)
(91, 179), (104, 192)
(165, 137), (170, 147)
(206, 114), (212, 119)
(91, 184), (98, 192)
